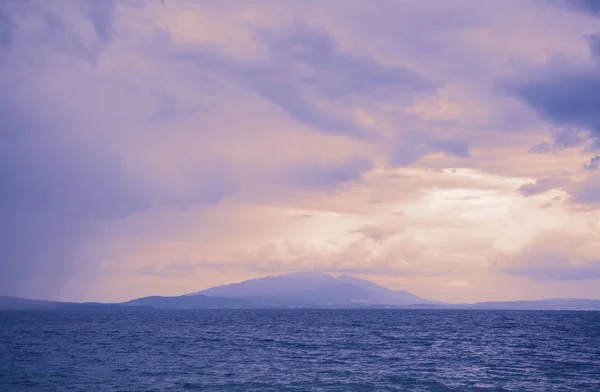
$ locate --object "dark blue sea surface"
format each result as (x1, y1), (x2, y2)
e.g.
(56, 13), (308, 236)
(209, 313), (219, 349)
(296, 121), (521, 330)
(1, 310), (599, 391)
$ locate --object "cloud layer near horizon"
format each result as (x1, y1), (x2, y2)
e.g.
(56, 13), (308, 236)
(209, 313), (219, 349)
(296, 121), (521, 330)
(2, 0), (600, 302)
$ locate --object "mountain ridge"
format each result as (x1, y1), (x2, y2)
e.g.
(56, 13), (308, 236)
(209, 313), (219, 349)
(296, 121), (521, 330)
(2, 272), (600, 310)
(186, 271), (441, 306)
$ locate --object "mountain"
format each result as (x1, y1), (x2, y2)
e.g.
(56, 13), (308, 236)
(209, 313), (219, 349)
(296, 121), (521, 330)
(2, 272), (600, 310)
(186, 271), (442, 306)
(0, 295), (122, 310)
(0, 272), (440, 310)
(457, 298), (600, 311)
(125, 295), (271, 309)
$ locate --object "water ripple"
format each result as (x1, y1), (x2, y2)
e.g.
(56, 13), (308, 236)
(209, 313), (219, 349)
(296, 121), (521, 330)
(1, 310), (599, 391)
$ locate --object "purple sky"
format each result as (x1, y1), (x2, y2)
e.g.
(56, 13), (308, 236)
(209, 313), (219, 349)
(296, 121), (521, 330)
(2, 0), (600, 303)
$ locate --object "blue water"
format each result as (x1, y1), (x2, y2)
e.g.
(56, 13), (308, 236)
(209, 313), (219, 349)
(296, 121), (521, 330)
(1, 310), (599, 391)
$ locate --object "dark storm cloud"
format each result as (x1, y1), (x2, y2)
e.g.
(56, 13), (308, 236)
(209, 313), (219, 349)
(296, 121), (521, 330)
(391, 133), (470, 166)
(82, 0), (116, 42)
(168, 18), (472, 167)
(584, 155), (600, 170)
(0, 88), (236, 298)
(510, 66), (600, 144)
(588, 34), (600, 58)
(506, 18), (600, 149)
(0, 90), (147, 298)
(251, 22), (438, 138)
(288, 157), (373, 189)
(256, 22), (436, 100)
(570, 174), (600, 204)
(518, 178), (570, 196)
(2, 3), (408, 299)
(507, 23), (600, 204)
(551, 0), (600, 16)
(0, 7), (13, 47)
(0, 4), (236, 299)
(175, 21), (438, 140)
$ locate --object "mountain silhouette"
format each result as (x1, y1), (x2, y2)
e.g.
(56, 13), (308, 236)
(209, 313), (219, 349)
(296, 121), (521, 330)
(186, 271), (441, 306)
(3, 272), (600, 310)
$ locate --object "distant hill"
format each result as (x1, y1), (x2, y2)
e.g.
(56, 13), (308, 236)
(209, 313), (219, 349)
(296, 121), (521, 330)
(186, 271), (442, 306)
(0, 295), (122, 310)
(125, 295), (258, 309)
(456, 298), (600, 311)
(2, 272), (600, 310)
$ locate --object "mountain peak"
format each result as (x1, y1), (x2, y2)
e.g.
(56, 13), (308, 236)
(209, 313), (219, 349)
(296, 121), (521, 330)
(187, 271), (440, 306)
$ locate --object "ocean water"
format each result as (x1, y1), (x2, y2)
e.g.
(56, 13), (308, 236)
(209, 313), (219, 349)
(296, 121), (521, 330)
(1, 310), (599, 391)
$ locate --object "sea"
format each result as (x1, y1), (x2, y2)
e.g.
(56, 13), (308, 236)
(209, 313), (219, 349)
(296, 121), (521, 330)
(1, 309), (599, 391)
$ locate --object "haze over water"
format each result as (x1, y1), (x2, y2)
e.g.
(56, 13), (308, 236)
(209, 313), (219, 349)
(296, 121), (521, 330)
(2, 309), (600, 391)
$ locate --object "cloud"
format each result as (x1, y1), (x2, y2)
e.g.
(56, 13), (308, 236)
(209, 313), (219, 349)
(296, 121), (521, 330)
(256, 21), (437, 100)
(173, 20), (438, 140)
(0, 86), (236, 298)
(144, 236), (471, 279)
(443, 280), (472, 289)
(553, 0), (600, 17)
(507, 38), (600, 149)
(391, 133), (470, 166)
(286, 157), (373, 189)
(570, 174), (600, 204)
(588, 34), (600, 57)
(519, 178), (570, 196)
(491, 231), (600, 281)
(1, 1), (405, 299)
(0, 7), (13, 47)
(81, 0), (116, 42)
(0, 2), (239, 298)
(505, 12), (600, 205)
(584, 155), (600, 170)
(350, 225), (400, 244)
(4, 0), (600, 302)
(510, 68), (600, 143)
(488, 191), (600, 281)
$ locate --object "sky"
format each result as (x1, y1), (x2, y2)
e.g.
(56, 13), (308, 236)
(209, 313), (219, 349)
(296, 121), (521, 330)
(2, 0), (600, 303)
